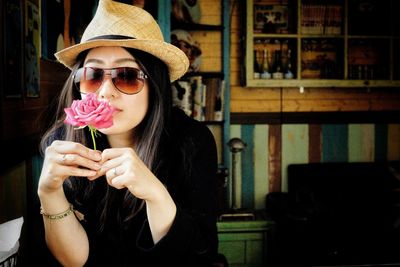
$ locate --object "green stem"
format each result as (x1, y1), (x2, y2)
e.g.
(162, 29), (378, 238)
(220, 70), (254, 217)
(89, 126), (97, 150)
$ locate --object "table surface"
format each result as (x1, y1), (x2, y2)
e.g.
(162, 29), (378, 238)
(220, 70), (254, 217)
(217, 209), (275, 232)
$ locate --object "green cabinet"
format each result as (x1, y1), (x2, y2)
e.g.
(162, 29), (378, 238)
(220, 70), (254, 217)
(217, 219), (274, 266)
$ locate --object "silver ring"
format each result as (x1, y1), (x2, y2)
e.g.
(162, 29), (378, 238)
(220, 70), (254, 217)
(113, 167), (117, 176)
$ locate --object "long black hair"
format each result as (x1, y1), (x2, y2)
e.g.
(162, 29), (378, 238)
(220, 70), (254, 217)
(40, 48), (176, 229)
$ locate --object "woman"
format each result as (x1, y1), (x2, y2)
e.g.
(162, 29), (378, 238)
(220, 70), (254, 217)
(37, 0), (218, 266)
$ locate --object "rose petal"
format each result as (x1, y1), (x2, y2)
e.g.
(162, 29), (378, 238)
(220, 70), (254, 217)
(64, 93), (115, 130)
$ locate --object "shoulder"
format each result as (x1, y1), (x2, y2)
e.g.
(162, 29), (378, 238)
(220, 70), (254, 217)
(170, 108), (216, 148)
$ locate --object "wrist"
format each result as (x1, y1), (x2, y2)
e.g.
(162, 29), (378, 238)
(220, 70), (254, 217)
(38, 188), (71, 215)
(37, 186), (64, 199)
(146, 182), (172, 205)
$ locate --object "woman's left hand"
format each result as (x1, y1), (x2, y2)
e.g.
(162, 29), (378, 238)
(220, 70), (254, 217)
(90, 148), (165, 201)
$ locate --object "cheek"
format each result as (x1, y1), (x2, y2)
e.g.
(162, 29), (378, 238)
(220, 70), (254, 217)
(119, 91), (149, 128)
(99, 91), (149, 134)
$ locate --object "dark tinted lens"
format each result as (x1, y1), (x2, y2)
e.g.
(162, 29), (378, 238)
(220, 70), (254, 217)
(112, 68), (144, 94)
(74, 67), (104, 93)
(80, 68), (104, 93)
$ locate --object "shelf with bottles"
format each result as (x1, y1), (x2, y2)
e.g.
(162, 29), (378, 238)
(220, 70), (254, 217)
(253, 37), (297, 80)
(301, 38), (343, 79)
(347, 38), (390, 80)
(245, 0), (400, 88)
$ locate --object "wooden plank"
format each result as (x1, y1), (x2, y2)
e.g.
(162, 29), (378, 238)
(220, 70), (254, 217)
(231, 99), (282, 113)
(232, 87), (280, 100)
(230, 32), (240, 44)
(348, 124), (375, 162)
(198, 0), (221, 24)
(281, 124), (309, 192)
(374, 124), (388, 161)
(387, 124), (400, 161)
(191, 31), (221, 43)
(231, 87), (400, 112)
(199, 58), (222, 72)
(230, 125), (242, 208)
(309, 124), (322, 163)
(230, 56), (241, 72)
(370, 100), (400, 110)
(282, 88), (400, 100)
(241, 125), (255, 209)
(268, 125), (282, 192)
(230, 73), (241, 88)
(199, 1), (222, 17)
(231, 111), (400, 124)
(281, 99), (372, 112)
(322, 124), (348, 162)
(254, 125), (268, 209)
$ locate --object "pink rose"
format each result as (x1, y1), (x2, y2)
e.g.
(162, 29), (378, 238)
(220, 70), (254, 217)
(64, 93), (116, 150)
(64, 93), (116, 129)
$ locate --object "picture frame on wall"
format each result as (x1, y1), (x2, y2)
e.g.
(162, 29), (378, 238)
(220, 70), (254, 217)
(254, 3), (289, 34)
(4, 0), (23, 98)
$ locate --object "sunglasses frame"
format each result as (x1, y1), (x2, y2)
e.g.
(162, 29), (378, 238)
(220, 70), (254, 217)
(73, 66), (148, 95)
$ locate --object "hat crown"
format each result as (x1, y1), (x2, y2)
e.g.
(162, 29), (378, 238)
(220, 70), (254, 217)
(81, 0), (164, 42)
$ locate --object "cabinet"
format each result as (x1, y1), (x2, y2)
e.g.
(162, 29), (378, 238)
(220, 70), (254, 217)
(158, 0), (230, 165)
(217, 215), (274, 267)
(245, 0), (400, 88)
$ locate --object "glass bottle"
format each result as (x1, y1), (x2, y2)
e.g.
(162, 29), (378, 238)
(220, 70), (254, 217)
(272, 50), (284, 79)
(284, 48), (294, 79)
(261, 48), (271, 79)
(253, 49), (261, 79)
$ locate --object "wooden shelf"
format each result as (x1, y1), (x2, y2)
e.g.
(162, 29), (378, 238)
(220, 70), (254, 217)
(246, 79), (400, 88)
(171, 21), (223, 31)
(182, 71), (224, 79)
(245, 0), (399, 88)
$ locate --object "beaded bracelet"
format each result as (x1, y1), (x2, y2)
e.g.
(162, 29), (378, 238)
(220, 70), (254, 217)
(40, 204), (75, 220)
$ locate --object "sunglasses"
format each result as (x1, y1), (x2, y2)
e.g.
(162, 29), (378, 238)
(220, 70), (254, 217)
(73, 67), (148, 95)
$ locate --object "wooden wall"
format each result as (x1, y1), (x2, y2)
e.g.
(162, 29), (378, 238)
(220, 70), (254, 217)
(193, 0), (222, 73)
(227, 1), (400, 211)
(229, 123), (400, 210)
(0, 59), (68, 264)
(229, 1), (400, 113)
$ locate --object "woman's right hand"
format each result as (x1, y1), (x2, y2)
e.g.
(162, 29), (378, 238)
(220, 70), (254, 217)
(38, 140), (102, 195)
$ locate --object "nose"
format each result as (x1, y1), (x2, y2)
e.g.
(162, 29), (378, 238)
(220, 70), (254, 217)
(98, 73), (118, 100)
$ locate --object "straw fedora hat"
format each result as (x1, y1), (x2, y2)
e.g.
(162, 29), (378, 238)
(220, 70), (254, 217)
(55, 0), (189, 82)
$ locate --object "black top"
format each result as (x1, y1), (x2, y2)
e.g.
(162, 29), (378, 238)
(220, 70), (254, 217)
(62, 108), (219, 266)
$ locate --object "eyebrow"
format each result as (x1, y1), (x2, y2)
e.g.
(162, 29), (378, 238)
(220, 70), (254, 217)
(84, 58), (138, 65)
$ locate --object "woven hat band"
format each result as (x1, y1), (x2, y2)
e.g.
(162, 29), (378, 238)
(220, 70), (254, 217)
(87, 35), (135, 41)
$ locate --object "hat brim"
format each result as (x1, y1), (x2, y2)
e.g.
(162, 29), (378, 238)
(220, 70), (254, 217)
(55, 39), (189, 82)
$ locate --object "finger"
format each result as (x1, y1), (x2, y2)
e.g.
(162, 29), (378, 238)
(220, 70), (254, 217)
(105, 167), (118, 185)
(53, 140), (102, 161)
(67, 166), (98, 177)
(100, 157), (124, 173)
(48, 164), (98, 178)
(101, 148), (134, 163)
(62, 153), (102, 171)
(109, 175), (128, 190)
(87, 170), (105, 180)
